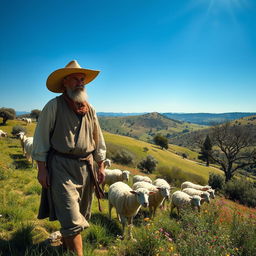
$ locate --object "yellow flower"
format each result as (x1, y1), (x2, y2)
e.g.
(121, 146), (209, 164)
(144, 217), (150, 222)
(226, 254), (230, 256)
(204, 210), (208, 213)
(169, 246), (174, 252)
(235, 248), (239, 251)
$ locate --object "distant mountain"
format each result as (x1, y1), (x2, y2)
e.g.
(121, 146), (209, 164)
(162, 112), (256, 126)
(16, 111), (30, 116)
(97, 112), (147, 117)
(98, 112), (206, 142)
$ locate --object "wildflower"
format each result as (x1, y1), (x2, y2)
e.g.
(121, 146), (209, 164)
(144, 217), (150, 222)
(204, 210), (208, 213)
(169, 246), (174, 252)
(235, 248), (239, 251)
(226, 254), (230, 256)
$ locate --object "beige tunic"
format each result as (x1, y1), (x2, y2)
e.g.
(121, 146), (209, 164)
(32, 95), (106, 237)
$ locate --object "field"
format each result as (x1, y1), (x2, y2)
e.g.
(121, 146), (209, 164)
(0, 120), (256, 255)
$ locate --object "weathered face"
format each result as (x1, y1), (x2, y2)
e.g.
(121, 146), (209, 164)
(63, 73), (87, 102)
(63, 73), (86, 91)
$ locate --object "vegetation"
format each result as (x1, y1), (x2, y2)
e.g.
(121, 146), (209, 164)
(111, 149), (134, 166)
(11, 125), (27, 136)
(0, 107), (16, 125)
(30, 109), (41, 122)
(1, 119), (256, 255)
(153, 134), (168, 150)
(208, 123), (256, 182)
(198, 134), (212, 166)
(137, 155), (158, 174)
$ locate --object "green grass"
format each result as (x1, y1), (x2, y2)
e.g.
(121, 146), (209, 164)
(1, 119), (255, 255)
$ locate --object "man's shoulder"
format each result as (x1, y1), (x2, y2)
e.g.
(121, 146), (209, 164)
(42, 97), (58, 111)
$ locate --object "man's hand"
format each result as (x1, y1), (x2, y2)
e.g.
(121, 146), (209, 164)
(37, 161), (50, 188)
(97, 162), (105, 185)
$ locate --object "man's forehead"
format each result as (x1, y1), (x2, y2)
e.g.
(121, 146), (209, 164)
(66, 73), (85, 79)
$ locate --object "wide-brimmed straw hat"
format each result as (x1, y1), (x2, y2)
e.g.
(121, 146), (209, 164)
(46, 60), (100, 93)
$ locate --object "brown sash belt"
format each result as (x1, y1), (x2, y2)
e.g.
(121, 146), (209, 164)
(52, 149), (105, 212)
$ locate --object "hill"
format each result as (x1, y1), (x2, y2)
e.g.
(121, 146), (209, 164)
(161, 112), (256, 125)
(99, 112), (206, 142)
(1, 120), (256, 255)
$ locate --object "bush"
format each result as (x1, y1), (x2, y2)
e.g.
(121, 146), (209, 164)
(111, 149), (134, 165)
(157, 166), (206, 187)
(224, 179), (256, 207)
(11, 125), (27, 136)
(208, 173), (225, 191)
(137, 155), (158, 174)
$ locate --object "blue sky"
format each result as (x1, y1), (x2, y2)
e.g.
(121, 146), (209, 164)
(0, 0), (255, 113)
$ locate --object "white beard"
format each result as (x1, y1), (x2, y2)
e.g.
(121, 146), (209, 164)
(66, 88), (88, 103)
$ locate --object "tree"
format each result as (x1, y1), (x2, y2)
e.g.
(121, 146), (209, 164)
(208, 123), (256, 182)
(153, 134), (168, 150)
(198, 135), (212, 166)
(137, 155), (158, 173)
(0, 107), (16, 125)
(30, 109), (41, 122)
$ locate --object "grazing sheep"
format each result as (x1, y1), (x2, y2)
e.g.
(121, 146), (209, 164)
(102, 169), (130, 191)
(182, 188), (210, 204)
(0, 130), (7, 137)
(108, 181), (151, 240)
(104, 158), (112, 168)
(181, 181), (211, 191)
(133, 175), (152, 184)
(132, 181), (169, 217)
(22, 117), (32, 124)
(207, 188), (215, 199)
(24, 137), (34, 167)
(17, 132), (26, 155)
(171, 191), (201, 215)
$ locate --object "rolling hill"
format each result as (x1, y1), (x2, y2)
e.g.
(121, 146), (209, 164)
(98, 112), (206, 143)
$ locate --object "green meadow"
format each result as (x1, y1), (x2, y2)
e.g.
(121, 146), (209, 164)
(0, 120), (255, 255)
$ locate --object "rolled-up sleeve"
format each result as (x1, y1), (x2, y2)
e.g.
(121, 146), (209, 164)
(32, 98), (57, 162)
(92, 108), (106, 163)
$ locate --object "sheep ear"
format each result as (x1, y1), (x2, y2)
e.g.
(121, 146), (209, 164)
(157, 187), (161, 190)
(149, 191), (156, 195)
(130, 191), (137, 195)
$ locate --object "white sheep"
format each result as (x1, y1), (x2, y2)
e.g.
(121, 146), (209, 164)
(108, 181), (151, 240)
(132, 181), (169, 217)
(0, 130), (8, 137)
(171, 190), (201, 215)
(181, 181), (211, 191)
(24, 137), (34, 167)
(18, 132), (34, 167)
(22, 117), (32, 124)
(133, 175), (152, 184)
(102, 169), (130, 191)
(182, 188), (210, 204)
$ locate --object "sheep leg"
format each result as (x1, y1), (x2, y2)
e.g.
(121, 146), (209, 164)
(127, 217), (134, 241)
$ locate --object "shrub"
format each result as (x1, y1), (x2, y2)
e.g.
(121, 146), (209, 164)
(137, 155), (158, 174)
(111, 149), (134, 165)
(11, 125), (27, 137)
(224, 179), (256, 207)
(182, 153), (187, 159)
(208, 173), (225, 191)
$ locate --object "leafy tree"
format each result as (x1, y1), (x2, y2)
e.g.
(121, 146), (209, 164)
(153, 134), (168, 150)
(208, 123), (256, 182)
(0, 107), (16, 125)
(198, 135), (212, 166)
(137, 155), (158, 173)
(30, 109), (41, 121)
(182, 153), (188, 159)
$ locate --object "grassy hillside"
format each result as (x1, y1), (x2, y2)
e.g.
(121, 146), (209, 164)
(99, 112), (206, 142)
(1, 120), (256, 255)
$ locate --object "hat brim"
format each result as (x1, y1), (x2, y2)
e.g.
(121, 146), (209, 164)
(46, 68), (100, 93)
